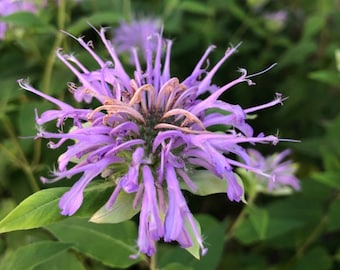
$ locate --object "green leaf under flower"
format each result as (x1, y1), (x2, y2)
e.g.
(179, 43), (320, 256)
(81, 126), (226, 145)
(46, 217), (143, 268)
(0, 181), (113, 233)
(184, 216), (202, 259)
(90, 191), (140, 224)
(184, 170), (246, 203)
(183, 170), (227, 196)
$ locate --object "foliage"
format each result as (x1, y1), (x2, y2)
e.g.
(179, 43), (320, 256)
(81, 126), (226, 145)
(1, 0), (340, 269)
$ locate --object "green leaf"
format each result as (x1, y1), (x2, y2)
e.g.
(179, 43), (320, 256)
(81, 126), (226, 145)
(0, 79), (22, 109)
(185, 170), (245, 203)
(234, 214), (302, 245)
(162, 263), (194, 270)
(2, 241), (73, 270)
(279, 41), (317, 67)
(159, 214), (226, 270)
(184, 216), (202, 259)
(326, 199), (340, 232)
(34, 250), (86, 270)
(67, 12), (123, 36)
(46, 217), (143, 268)
(313, 171), (340, 189)
(0, 182), (113, 233)
(90, 191), (140, 224)
(309, 70), (340, 86)
(247, 205), (269, 239)
(0, 12), (54, 32)
(183, 170), (227, 196)
(178, 1), (214, 16)
(17, 102), (47, 153)
(335, 245), (340, 262)
(0, 188), (67, 234)
(234, 195), (323, 244)
(18, 102), (50, 137)
(226, 0), (267, 37)
(336, 49), (340, 72)
(0, 198), (16, 221)
(302, 14), (326, 39)
(293, 246), (332, 270)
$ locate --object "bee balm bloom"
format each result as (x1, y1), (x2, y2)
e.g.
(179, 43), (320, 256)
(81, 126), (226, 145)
(19, 27), (285, 257)
(247, 149), (300, 193)
(113, 18), (162, 61)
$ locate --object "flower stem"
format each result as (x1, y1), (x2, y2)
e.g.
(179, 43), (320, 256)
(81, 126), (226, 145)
(150, 253), (158, 270)
(296, 214), (328, 258)
(150, 243), (158, 270)
(42, 0), (67, 94)
(283, 210), (328, 269)
(123, 0), (131, 21)
(0, 116), (40, 192)
(225, 189), (258, 241)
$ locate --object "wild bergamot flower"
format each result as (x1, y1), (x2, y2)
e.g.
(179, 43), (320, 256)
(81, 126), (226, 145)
(246, 148), (300, 194)
(112, 17), (162, 62)
(19, 26), (285, 257)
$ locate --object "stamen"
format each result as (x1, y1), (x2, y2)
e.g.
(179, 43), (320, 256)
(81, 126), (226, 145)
(129, 84), (155, 113)
(246, 63), (277, 79)
(154, 123), (209, 134)
(164, 83), (186, 113)
(161, 108), (206, 130)
(156, 78), (180, 109)
(88, 104), (146, 124)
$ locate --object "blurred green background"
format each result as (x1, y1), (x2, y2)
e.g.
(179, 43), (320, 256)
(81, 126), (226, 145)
(0, 0), (340, 269)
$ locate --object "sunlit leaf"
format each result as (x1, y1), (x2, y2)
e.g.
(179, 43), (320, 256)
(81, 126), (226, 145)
(0, 188), (67, 234)
(184, 216), (202, 259)
(183, 170), (227, 196)
(90, 191), (140, 224)
(185, 170), (246, 203)
(0, 182), (113, 233)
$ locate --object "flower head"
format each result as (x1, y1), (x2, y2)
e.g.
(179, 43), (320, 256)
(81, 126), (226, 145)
(247, 148), (300, 193)
(20, 26), (285, 257)
(112, 18), (162, 62)
(263, 10), (288, 32)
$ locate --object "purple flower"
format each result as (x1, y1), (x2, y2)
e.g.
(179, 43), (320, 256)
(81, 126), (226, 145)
(247, 149), (300, 192)
(112, 18), (162, 62)
(0, 0), (37, 40)
(263, 11), (288, 24)
(263, 10), (288, 32)
(19, 27), (285, 256)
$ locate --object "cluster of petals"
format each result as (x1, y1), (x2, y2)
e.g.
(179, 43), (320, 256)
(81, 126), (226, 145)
(247, 149), (300, 192)
(19, 25), (285, 256)
(112, 17), (162, 61)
